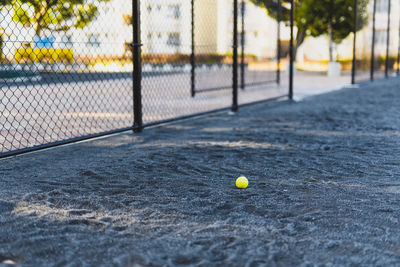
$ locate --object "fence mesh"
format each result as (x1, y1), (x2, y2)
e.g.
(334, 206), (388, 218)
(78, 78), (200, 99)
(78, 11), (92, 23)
(0, 0), (133, 155)
(141, 0), (190, 123)
(237, 0), (285, 105)
(354, 0), (398, 82)
(388, 0), (399, 76)
(371, 0), (388, 79)
(140, 0), (282, 124)
(398, 11), (400, 76)
(354, 0), (372, 82)
(140, 0), (234, 124)
(194, 0), (233, 94)
(240, 1), (277, 87)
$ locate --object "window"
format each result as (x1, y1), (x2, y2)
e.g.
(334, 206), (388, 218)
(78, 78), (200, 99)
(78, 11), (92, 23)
(375, 30), (387, 45)
(62, 35), (73, 48)
(239, 32), (246, 46)
(167, 33), (180, 47)
(167, 5), (180, 19)
(156, 5), (161, 12)
(376, 0), (388, 13)
(147, 5), (152, 13)
(147, 33), (152, 41)
(87, 34), (100, 47)
(239, 2), (246, 16)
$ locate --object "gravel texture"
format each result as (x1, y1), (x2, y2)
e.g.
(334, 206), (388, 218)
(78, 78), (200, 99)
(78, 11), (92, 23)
(0, 77), (400, 266)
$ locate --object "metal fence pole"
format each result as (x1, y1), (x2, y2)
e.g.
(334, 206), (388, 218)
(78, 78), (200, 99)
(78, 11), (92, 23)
(232, 0), (239, 112)
(351, 0), (357, 84)
(370, 0), (377, 81)
(385, 0), (391, 78)
(289, 0), (294, 99)
(277, 0), (281, 85)
(191, 0), (196, 97)
(240, 0), (245, 90)
(398, 14), (400, 75)
(132, 0), (143, 132)
(329, 0), (333, 62)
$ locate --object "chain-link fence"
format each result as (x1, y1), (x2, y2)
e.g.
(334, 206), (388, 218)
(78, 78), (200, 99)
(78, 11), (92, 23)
(354, 0), (372, 82)
(0, 0), (134, 156)
(0, 0), (283, 157)
(140, 0), (234, 124)
(371, 0), (389, 79)
(1, 0), (399, 158)
(388, 0), (399, 76)
(354, 0), (399, 82)
(237, 0), (286, 105)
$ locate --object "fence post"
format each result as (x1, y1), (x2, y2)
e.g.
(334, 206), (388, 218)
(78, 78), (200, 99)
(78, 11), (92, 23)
(232, 0), (239, 112)
(240, 0), (245, 90)
(351, 0), (357, 84)
(191, 0), (196, 97)
(385, 0), (391, 78)
(398, 14), (400, 75)
(132, 0), (143, 132)
(289, 0), (294, 99)
(277, 0), (281, 85)
(370, 0), (377, 81)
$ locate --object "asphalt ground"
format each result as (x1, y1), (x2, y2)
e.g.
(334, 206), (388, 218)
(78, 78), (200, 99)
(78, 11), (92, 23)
(0, 77), (399, 266)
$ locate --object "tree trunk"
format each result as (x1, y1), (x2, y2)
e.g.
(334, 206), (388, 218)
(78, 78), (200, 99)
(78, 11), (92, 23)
(328, 0), (334, 62)
(328, 22), (333, 62)
(34, 2), (49, 37)
(0, 33), (3, 60)
(35, 23), (42, 37)
(294, 29), (305, 60)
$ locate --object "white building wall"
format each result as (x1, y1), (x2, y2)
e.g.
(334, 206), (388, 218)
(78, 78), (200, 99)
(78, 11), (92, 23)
(141, 0), (191, 54)
(3, 0), (395, 63)
(0, 0), (290, 60)
(140, 0), (286, 58)
(243, 1), (279, 59)
(71, 0), (131, 57)
(216, 0), (230, 55)
(214, 0), (284, 58)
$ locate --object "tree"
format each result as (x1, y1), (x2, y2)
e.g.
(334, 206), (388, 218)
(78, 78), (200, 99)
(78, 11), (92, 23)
(0, 32), (3, 60)
(10, 0), (110, 37)
(250, 0), (369, 59)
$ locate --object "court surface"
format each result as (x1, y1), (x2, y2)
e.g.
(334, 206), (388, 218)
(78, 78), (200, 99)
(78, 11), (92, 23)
(1, 77), (399, 266)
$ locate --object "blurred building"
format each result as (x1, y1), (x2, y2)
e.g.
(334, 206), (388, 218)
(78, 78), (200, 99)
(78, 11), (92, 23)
(0, 0), (286, 60)
(71, 0), (132, 58)
(0, 0), (397, 63)
(141, 0), (286, 59)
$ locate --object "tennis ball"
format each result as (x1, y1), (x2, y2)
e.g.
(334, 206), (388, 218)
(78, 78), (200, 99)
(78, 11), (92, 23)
(236, 176), (248, 189)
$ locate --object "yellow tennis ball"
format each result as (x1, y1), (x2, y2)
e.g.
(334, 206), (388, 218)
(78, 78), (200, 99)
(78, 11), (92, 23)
(236, 176), (248, 189)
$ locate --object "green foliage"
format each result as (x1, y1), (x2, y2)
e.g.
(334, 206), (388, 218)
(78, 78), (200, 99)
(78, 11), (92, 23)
(0, 0), (10, 5)
(250, 0), (369, 44)
(9, 0), (110, 36)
